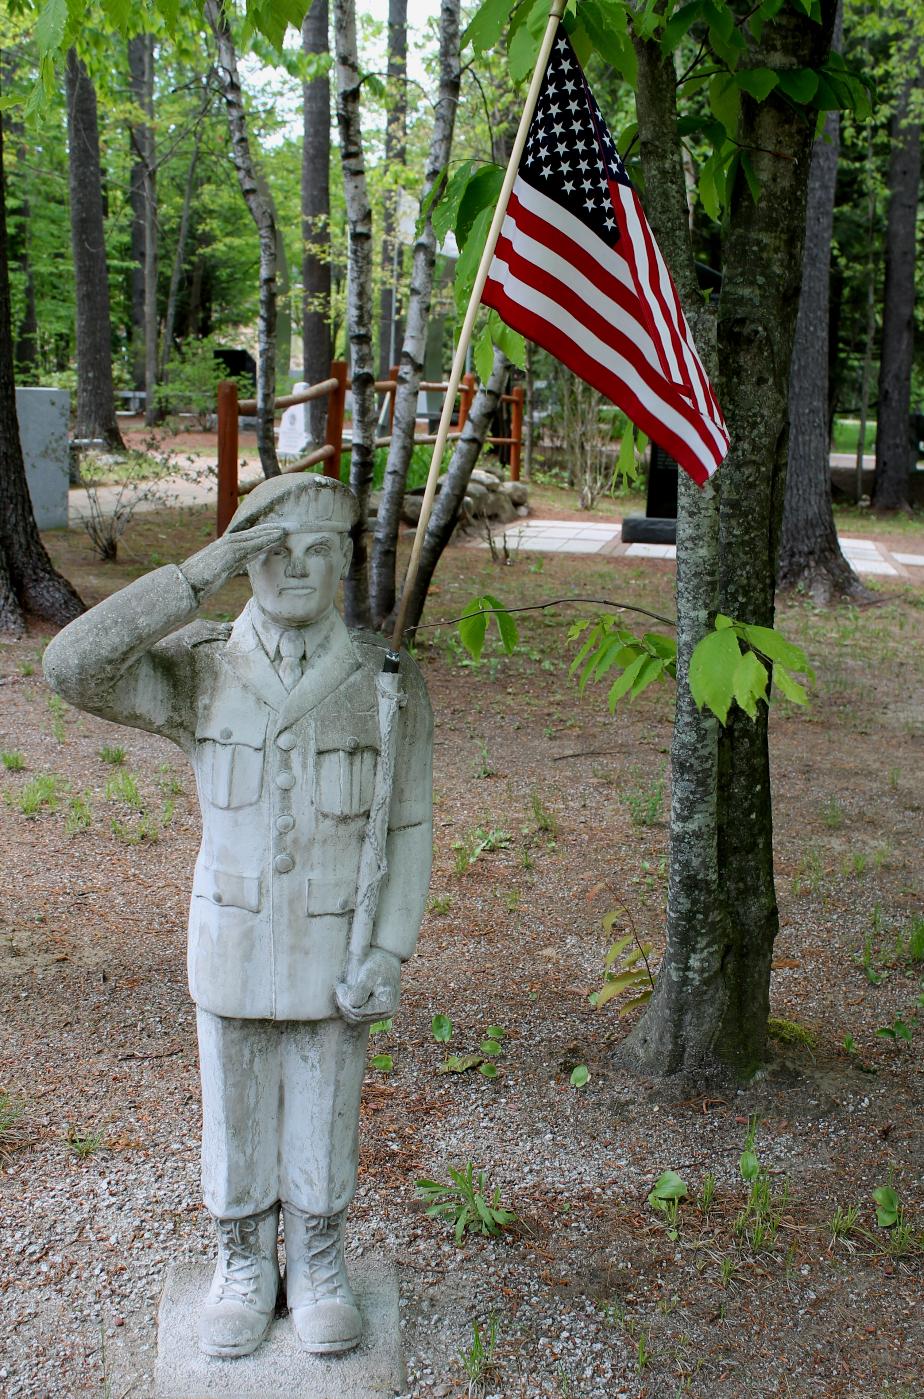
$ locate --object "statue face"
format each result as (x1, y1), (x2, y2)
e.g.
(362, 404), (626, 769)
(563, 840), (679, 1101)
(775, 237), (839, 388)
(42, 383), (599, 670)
(247, 529), (352, 627)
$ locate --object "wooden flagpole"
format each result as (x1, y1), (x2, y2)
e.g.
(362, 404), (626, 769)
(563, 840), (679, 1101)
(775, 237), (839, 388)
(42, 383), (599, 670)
(389, 0), (566, 652)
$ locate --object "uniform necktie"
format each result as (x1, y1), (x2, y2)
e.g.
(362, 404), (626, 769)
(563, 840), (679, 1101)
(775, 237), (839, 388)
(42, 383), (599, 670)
(277, 631), (305, 691)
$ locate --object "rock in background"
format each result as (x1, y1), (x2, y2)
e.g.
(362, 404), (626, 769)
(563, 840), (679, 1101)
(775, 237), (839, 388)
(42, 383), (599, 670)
(397, 454), (530, 530)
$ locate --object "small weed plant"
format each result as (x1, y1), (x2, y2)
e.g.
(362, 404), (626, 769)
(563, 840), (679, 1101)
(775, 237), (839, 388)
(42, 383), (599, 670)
(67, 1125), (104, 1158)
(416, 1163), (517, 1245)
(98, 746), (126, 766)
(459, 1315), (500, 1397)
(622, 774), (664, 827)
(438, 1023), (506, 1079)
(734, 1116), (789, 1252)
(530, 789), (557, 835)
(591, 910), (656, 1019)
(648, 1170), (688, 1240)
(1, 751), (25, 771)
(65, 794), (92, 835)
(47, 693), (68, 742)
(11, 773), (65, 817)
(368, 1016), (394, 1073)
(452, 826), (512, 873)
(0, 1091), (28, 1159)
(106, 770), (143, 810)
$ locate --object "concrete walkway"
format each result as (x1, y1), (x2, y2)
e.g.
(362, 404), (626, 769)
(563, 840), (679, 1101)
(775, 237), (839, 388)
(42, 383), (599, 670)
(473, 517), (924, 581)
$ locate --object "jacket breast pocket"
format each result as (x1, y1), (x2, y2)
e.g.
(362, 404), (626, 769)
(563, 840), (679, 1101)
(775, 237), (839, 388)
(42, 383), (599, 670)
(196, 710), (268, 810)
(315, 745), (377, 819)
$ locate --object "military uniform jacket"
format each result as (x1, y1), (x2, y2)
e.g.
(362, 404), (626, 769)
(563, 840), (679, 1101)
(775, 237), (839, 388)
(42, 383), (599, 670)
(43, 565), (433, 1021)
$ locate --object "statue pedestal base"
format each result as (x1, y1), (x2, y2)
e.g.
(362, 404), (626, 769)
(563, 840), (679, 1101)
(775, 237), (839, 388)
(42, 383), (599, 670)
(154, 1260), (406, 1399)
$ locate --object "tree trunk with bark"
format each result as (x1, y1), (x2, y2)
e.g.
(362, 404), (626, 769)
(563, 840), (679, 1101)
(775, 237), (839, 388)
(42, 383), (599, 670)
(334, 0), (376, 626)
(873, 74), (921, 512)
(206, 0), (279, 478)
(0, 59), (39, 382)
(127, 36), (148, 394)
(397, 348), (509, 637)
(140, 36), (159, 427)
(626, 2), (837, 1084)
(377, 0), (407, 379)
(779, 6), (865, 603)
(370, 0), (460, 629)
(622, 26), (728, 1081)
(301, 0), (332, 445)
(0, 112), (84, 636)
(65, 49), (125, 449)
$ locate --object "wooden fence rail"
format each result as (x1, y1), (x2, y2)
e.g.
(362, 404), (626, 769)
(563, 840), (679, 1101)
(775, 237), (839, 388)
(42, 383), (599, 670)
(216, 359), (524, 534)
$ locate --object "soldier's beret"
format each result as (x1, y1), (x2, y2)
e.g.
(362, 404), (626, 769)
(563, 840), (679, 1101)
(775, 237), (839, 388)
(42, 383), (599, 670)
(226, 473), (359, 535)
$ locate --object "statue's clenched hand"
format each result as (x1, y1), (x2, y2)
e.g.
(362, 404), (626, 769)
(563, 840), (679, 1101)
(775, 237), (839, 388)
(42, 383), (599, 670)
(180, 523), (285, 601)
(334, 950), (401, 1027)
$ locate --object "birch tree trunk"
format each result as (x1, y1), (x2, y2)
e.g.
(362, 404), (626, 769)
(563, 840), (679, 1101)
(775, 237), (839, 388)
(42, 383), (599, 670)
(206, 0), (279, 478)
(160, 129), (201, 379)
(873, 74), (921, 512)
(370, 0), (461, 628)
(396, 348), (509, 637)
(0, 111), (84, 635)
(301, 0), (332, 445)
(334, 0), (376, 626)
(65, 49), (125, 449)
(377, 0), (407, 378)
(626, 0), (837, 1083)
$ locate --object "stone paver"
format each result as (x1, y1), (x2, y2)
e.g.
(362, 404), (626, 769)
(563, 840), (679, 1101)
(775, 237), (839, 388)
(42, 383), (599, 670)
(476, 517), (922, 580)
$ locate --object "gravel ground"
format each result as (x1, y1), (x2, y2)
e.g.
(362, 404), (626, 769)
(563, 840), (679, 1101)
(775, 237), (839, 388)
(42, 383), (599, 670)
(1, 520), (922, 1399)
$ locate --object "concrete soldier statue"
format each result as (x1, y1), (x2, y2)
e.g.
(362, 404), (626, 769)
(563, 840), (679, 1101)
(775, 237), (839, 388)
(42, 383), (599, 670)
(43, 475), (433, 1360)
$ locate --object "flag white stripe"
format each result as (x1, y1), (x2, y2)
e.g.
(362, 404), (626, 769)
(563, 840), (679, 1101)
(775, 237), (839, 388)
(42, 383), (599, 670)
(487, 252), (722, 470)
(494, 210), (666, 383)
(509, 178), (725, 445)
(511, 178), (636, 296)
(614, 184), (685, 389)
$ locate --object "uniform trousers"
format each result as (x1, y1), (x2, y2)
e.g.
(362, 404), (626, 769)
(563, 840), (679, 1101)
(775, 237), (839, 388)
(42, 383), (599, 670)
(196, 1009), (370, 1220)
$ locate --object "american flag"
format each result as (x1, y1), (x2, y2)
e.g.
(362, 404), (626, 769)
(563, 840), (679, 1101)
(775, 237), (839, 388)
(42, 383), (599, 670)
(482, 26), (729, 486)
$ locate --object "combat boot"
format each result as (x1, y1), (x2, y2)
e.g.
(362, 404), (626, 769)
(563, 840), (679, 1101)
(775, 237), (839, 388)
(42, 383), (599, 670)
(283, 1207), (362, 1354)
(198, 1206), (281, 1357)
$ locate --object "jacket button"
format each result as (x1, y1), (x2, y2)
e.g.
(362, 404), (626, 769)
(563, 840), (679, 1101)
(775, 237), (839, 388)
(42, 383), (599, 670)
(274, 854), (294, 874)
(276, 772), (295, 790)
(276, 815), (295, 833)
(276, 732), (296, 751)
(337, 897), (349, 912)
(219, 727), (232, 740)
(345, 737), (359, 752)
(213, 890), (223, 904)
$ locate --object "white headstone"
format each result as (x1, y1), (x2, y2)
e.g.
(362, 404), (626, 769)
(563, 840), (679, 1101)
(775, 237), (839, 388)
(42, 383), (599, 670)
(277, 383), (312, 457)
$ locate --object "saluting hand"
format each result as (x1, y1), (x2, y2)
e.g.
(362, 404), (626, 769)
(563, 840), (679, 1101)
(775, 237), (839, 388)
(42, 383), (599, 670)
(181, 523), (286, 601)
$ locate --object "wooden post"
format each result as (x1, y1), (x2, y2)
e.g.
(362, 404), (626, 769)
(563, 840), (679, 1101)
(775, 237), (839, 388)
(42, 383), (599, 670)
(324, 359), (348, 480)
(510, 384), (525, 481)
(458, 371), (476, 432)
(388, 365), (399, 432)
(216, 379), (239, 535)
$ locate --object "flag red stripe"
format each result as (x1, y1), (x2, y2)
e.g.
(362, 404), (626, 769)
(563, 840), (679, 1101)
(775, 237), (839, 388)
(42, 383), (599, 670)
(497, 188), (727, 455)
(491, 226), (722, 462)
(504, 190), (647, 336)
(482, 275), (713, 483)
